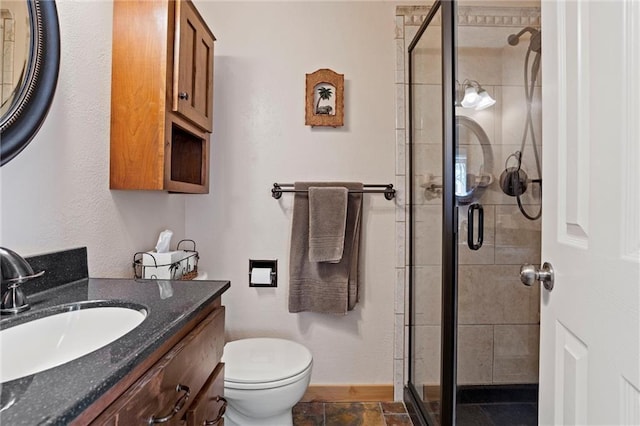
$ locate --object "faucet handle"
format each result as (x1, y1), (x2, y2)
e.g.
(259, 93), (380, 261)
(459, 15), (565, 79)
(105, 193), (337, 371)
(1, 285), (30, 314)
(0, 247), (44, 314)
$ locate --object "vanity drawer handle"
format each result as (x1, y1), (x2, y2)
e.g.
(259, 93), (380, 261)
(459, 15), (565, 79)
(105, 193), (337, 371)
(203, 396), (227, 425)
(178, 92), (189, 100)
(148, 384), (191, 424)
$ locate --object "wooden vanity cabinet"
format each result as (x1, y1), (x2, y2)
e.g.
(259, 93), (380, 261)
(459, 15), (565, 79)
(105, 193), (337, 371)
(90, 305), (226, 425)
(110, 0), (215, 193)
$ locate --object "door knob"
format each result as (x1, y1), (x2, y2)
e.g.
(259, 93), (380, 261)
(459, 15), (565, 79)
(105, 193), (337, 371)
(520, 262), (554, 291)
(178, 92), (189, 100)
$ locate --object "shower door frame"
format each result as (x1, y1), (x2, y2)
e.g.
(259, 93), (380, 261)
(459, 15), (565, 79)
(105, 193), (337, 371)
(404, 1), (458, 425)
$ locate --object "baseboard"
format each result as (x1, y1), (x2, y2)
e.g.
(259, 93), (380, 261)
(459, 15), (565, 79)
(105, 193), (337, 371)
(301, 385), (394, 402)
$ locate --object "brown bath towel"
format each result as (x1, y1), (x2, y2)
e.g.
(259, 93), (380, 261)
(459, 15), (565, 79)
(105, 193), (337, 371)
(288, 182), (363, 314)
(308, 186), (348, 263)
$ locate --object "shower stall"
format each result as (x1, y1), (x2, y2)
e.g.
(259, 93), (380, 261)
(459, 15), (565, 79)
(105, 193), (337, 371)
(402, 2), (542, 425)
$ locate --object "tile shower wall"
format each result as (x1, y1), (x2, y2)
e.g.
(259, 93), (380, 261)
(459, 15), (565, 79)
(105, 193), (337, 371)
(396, 5), (541, 389)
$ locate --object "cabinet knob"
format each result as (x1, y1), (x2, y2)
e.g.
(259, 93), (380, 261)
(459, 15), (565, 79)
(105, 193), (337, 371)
(178, 92), (189, 100)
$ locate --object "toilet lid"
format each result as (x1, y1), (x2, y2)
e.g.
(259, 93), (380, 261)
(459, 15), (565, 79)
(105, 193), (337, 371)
(222, 338), (313, 384)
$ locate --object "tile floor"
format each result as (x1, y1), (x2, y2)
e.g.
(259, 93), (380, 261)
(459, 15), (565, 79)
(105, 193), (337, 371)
(403, 384), (539, 425)
(456, 385), (538, 426)
(456, 402), (538, 425)
(293, 401), (413, 426)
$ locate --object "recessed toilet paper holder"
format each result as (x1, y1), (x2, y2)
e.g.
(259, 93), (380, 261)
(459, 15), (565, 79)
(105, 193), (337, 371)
(249, 259), (277, 287)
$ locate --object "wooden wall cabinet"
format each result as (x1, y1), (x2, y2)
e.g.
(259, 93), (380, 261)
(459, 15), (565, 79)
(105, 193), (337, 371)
(110, 0), (215, 193)
(91, 305), (226, 425)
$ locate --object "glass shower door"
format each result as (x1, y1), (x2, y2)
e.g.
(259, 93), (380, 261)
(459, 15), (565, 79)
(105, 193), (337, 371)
(405, 1), (542, 425)
(453, 1), (541, 424)
(406, 2), (454, 424)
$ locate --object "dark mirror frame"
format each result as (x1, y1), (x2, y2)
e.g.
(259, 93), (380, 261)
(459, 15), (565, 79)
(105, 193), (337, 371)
(0, 0), (60, 167)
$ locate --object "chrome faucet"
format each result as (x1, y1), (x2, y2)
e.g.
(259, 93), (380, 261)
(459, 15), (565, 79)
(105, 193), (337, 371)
(0, 247), (44, 314)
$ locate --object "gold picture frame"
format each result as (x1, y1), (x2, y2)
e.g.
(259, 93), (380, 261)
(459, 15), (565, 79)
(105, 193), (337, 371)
(305, 69), (344, 127)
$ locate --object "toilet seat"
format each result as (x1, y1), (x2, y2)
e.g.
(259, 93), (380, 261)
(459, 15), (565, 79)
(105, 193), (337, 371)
(224, 363), (312, 390)
(223, 338), (313, 390)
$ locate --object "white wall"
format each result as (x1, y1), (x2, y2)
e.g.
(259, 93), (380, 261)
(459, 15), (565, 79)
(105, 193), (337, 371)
(187, 1), (398, 384)
(0, 1), (187, 276)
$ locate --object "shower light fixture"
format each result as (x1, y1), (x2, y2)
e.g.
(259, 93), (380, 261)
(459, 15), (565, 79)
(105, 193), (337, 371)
(461, 86), (480, 108)
(456, 80), (496, 111)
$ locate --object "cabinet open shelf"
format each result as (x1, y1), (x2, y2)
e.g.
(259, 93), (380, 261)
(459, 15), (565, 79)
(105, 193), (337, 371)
(171, 125), (205, 186)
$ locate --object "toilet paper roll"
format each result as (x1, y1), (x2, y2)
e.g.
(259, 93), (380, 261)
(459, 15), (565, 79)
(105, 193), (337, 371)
(250, 267), (272, 285)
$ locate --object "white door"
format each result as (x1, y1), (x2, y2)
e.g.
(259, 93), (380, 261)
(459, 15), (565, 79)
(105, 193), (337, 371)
(540, 1), (640, 425)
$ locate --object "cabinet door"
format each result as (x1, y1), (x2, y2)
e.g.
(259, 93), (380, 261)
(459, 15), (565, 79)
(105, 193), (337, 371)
(185, 363), (226, 426)
(173, 0), (215, 133)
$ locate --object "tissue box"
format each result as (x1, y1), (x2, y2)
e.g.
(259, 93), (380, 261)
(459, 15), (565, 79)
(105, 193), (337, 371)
(142, 250), (193, 280)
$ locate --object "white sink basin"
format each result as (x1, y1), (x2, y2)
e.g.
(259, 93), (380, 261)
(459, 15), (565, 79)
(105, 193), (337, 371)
(0, 304), (147, 383)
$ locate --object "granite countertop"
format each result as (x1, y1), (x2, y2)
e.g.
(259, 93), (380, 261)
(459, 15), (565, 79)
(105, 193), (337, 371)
(0, 277), (230, 425)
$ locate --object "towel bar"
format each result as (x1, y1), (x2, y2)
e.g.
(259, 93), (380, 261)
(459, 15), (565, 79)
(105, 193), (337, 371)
(271, 183), (395, 200)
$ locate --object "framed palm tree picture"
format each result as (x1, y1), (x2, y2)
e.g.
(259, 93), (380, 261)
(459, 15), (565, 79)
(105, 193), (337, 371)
(305, 69), (344, 127)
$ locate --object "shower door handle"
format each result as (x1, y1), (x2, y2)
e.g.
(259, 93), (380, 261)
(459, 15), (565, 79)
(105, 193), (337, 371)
(467, 203), (484, 250)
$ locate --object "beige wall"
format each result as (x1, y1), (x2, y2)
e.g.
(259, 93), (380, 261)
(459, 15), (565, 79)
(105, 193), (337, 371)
(186, 1), (397, 386)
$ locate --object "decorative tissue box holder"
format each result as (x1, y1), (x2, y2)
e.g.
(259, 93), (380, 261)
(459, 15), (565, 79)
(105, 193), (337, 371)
(133, 240), (199, 280)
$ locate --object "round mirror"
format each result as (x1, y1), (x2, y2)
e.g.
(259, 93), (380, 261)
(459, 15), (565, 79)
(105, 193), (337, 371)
(0, 0), (60, 166)
(455, 115), (494, 204)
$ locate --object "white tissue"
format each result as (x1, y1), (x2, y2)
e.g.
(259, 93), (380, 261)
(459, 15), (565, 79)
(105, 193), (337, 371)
(250, 267), (272, 285)
(155, 230), (173, 253)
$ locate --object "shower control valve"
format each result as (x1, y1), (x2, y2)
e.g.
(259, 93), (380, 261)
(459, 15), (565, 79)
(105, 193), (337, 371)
(520, 262), (554, 291)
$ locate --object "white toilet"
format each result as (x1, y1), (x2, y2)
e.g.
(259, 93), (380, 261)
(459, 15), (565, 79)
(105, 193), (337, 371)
(221, 338), (313, 426)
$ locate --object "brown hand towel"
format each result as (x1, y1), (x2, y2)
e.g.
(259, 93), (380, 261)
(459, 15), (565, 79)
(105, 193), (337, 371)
(308, 186), (348, 263)
(288, 182), (363, 314)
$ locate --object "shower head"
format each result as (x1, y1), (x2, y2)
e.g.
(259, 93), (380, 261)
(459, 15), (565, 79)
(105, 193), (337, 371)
(507, 34), (521, 46)
(507, 27), (537, 45)
(508, 27), (541, 53)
